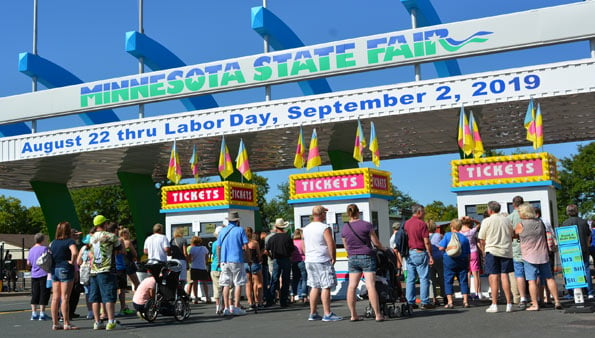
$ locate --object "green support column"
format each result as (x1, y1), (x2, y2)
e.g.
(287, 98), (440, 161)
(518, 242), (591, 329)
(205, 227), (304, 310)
(118, 172), (164, 250)
(30, 181), (80, 240)
(328, 150), (359, 170)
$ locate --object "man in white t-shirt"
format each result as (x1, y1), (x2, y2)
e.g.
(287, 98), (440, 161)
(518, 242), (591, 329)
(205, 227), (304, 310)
(143, 223), (170, 261)
(302, 205), (342, 322)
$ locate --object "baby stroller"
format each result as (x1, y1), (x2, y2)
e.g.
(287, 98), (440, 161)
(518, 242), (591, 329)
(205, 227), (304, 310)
(362, 248), (411, 318)
(140, 259), (191, 322)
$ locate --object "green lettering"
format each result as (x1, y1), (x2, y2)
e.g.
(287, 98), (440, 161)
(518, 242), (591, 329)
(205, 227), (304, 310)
(290, 59), (317, 76)
(253, 66), (272, 81)
(367, 48), (385, 64)
(80, 93), (102, 107)
(208, 74), (219, 88)
(111, 88), (129, 103)
(167, 79), (184, 94)
(318, 56), (331, 71)
(413, 41), (425, 57)
(185, 76), (205, 91)
(383, 44), (413, 61)
(149, 82), (166, 97)
(221, 70), (246, 86)
(277, 63), (289, 77)
(336, 53), (356, 68)
(130, 85), (149, 100)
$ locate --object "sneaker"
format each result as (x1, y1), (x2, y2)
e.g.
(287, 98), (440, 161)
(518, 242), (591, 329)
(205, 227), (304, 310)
(106, 321), (123, 331)
(478, 293), (485, 300)
(588, 295), (594, 300)
(93, 322), (105, 330)
(506, 303), (513, 313)
(232, 307), (246, 316)
(121, 308), (136, 316)
(420, 303), (435, 310)
(223, 308), (232, 316)
(30, 312), (39, 321)
(518, 301), (527, 310)
(485, 304), (499, 313)
(86, 311), (94, 320)
(39, 313), (50, 321)
(322, 312), (343, 322)
(308, 313), (323, 321)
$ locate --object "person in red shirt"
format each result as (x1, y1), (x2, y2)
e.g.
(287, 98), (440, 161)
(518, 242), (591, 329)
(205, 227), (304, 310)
(404, 204), (434, 310)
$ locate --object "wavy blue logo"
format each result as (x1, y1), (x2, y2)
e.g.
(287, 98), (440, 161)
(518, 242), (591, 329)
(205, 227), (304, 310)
(367, 28), (493, 63)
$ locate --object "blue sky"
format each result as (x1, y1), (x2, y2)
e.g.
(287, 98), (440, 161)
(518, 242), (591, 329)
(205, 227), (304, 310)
(0, 0), (590, 208)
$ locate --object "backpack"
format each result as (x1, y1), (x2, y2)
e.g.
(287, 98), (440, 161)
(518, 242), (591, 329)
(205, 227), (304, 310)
(394, 228), (409, 258)
(446, 232), (462, 257)
(170, 238), (186, 260)
(36, 245), (53, 273)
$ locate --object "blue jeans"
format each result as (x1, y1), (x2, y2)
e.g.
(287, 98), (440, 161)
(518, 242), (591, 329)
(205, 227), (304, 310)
(585, 259), (593, 296)
(443, 257), (469, 295)
(291, 261), (308, 298)
(406, 250), (430, 305)
(268, 257), (291, 306)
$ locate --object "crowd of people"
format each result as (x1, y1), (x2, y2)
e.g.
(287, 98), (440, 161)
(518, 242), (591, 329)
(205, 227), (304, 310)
(26, 198), (594, 330)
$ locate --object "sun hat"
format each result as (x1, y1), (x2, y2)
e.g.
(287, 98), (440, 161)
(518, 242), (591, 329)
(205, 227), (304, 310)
(273, 218), (289, 229)
(226, 211), (240, 222)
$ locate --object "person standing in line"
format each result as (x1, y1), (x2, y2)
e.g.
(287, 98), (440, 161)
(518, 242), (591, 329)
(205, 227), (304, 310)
(460, 216), (483, 300)
(302, 205), (342, 322)
(439, 218), (471, 309)
(217, 212), (249, 316)
(187, 236), (210, 304)
(67, 228), (84, 320)
(478, 201), (514, 313)
(341, 203), (385, 322)
(508, 196), (529, 308)
(49, 222), (79, 330)
(143, 223), (170, 262)
(265, 218), (295, 308)
(514, 203), (563, 310)
(119, 228), (140, 290)
(89, 215), (123, 330)
(210, 228), (223, 315)
(28, 233), (51, 321)
(170, 228), (189, 283)
(561, 204), (593, 299)
(389, 222), (403, 272)
(244, 227), (264, 310)
(291, 228), (308, 304)
(428, 220), (445, 306)
(404, 204), (435, 310)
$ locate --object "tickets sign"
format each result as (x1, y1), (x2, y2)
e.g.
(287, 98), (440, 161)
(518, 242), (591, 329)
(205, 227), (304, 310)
(451, 152), (559, 188)
(161, 181), (257, 210)
(289, 168), (392, 200)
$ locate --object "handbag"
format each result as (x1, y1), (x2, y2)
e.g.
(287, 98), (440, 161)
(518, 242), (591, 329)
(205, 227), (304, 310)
(345, 222), (378, 260)
(445, 233), (462, 257)
(36, 245), (54, 273)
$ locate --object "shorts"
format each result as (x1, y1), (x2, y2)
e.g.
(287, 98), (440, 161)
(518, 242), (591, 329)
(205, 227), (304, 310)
(469, 251), (481, 272)
(513, 260), (525, 278)
(210, 271), (221, 299)
(52, 266), (74, 282)
(30, 276), (51, 305)
(348, 254), (376, 273)
(306, 261), (337, 289)
(484, 253), (514, 275)
(116, 270), (128, 289)
(190, 268), (210, 282)
(88, 272), (117, 304)
(219, 262), (246, 287)
(245, 262), (262, 274)
(523, 261), (553, 281)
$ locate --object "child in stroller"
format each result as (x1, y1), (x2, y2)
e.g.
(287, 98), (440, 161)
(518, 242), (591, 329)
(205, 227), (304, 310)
(360, 248), (411, 318)
(135, 259), (191, 322)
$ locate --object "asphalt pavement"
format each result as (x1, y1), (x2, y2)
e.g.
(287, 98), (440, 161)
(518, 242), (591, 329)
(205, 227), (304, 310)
(0, 292), (593, 338)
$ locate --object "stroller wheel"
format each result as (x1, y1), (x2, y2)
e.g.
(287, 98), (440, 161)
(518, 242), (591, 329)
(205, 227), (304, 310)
(144, 299), (158, 322)
(174, 299), (189, 321)
(364, 305), (374, 318)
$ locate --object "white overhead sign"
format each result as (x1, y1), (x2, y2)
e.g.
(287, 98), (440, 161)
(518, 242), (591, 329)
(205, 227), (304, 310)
(0, 1), (595, 124)
(2, 58), (594, 162)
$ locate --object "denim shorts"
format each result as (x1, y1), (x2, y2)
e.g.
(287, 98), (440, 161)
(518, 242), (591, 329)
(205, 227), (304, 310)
(52, 266), (74, 282)
(88, 272), (117, 303)
(245, 262), (262, 274)
(348, 254), (377, 273)
(523, 261), (553, 281)
(513, 260), (525, 278)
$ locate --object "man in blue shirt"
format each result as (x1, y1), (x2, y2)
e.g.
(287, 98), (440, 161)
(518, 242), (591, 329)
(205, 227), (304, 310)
(217, 212), (249, 315)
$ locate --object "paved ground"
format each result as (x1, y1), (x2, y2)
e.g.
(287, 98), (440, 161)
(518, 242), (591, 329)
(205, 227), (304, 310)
(0, 293), (593, 338)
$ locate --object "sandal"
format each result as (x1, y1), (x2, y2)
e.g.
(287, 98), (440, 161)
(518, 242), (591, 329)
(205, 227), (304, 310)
(444, 303), (454, 309)
(350, 315), (364, 322)
(554, 303), (563, 310)
(463, 303), (471, 308)
(525, 306), (540, 311)
(63, 325), (79, 330)
(51, 324), (63, 330)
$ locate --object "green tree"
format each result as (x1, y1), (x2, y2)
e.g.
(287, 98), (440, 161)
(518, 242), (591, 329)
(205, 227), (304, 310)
(388, 185), (417, 219)
(250, 174), (271, 228)
(263, 182), (293, 227)
(0, 196), (41, 234)
(424, 200), (458, 222)
(70, 185), (133, 233)
(28, 206), (47, 234)
(557, 142), (595, 223)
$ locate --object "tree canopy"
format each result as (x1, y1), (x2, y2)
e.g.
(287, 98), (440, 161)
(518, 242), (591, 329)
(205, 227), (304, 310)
(557, 142), (595, 222)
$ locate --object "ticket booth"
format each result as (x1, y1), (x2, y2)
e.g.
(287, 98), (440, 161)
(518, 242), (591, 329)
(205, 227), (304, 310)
(451, 152), (561, 296)
(288, 168), (393, 299)
(160, 181), (258, 242)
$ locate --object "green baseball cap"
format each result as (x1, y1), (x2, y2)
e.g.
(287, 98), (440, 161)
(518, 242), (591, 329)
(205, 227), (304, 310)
(93, 215), (108, 226)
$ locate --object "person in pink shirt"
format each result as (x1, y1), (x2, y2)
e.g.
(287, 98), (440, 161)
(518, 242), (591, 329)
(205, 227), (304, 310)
(291, 228), (308, 303)
(132, 276), (156, 313)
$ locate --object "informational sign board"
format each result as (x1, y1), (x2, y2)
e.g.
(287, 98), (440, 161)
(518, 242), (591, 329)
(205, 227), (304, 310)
(556, 225), (588, 289)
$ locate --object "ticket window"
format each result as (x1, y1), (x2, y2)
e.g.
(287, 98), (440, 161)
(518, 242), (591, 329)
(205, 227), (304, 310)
(171, 223), (193, 243)
(201, 221), (223, 249)
(465, 204), (488, 222)
(507, 201), (541, 215)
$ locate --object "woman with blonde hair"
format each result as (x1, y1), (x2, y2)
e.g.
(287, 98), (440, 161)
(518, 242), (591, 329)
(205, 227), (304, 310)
(170, 227), (189, 282)
(187, 235), (210, 303)
(49, 222), (79, 330)
(244, 227), (264, 310)
(514, 203), (562, 310)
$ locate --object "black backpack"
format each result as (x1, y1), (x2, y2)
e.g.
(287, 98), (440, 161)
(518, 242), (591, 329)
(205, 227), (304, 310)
(394, 228), (409, 258)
